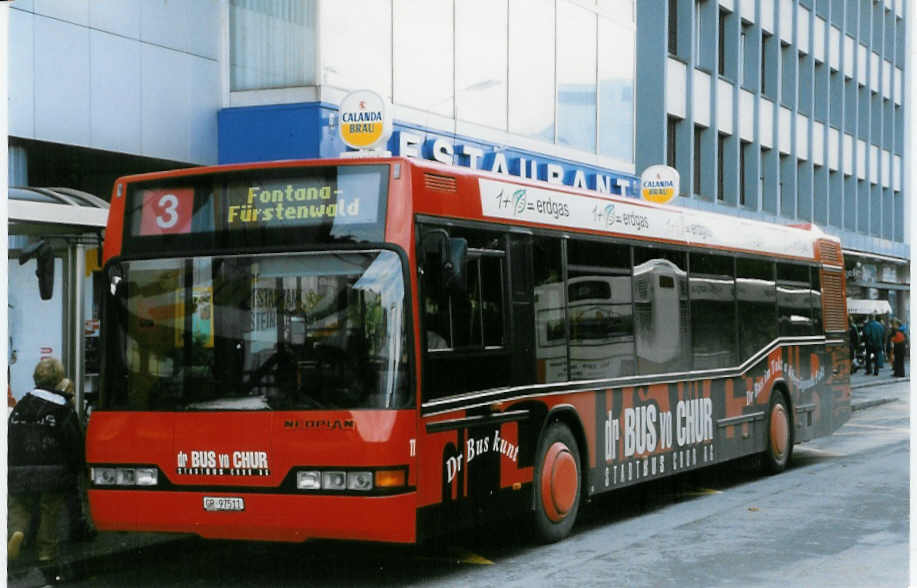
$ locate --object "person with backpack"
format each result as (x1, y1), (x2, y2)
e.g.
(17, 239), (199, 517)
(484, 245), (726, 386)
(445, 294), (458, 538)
(7, 357), (84, 570)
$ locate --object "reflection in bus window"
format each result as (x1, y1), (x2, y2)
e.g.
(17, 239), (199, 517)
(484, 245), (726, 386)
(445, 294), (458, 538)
(566, 239), (634, 380)
(810, 269), (822, 334)
(737, 258), (776, 360)
(534, 238), (566, 383)
(566, 276), (635, 379)
(633, 248), (690, 374)
(689, 253), (736, 369)
(777, 263), (813, 337)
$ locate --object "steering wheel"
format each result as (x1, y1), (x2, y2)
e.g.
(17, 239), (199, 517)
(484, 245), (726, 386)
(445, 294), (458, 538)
(310, 345), (364, 406)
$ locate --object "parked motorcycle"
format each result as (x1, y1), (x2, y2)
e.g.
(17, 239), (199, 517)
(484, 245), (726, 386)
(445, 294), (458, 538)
(851, 340), (868, 373)
(850, 326), (870, 374)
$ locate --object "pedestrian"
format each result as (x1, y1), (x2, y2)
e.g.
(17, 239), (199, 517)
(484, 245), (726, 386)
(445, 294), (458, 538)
(891, 320), (907, 377)
(884, 316), (895, 370)
(56, 378), (98, 542)
(848, 315), (859, 362)
(7, 357), (84, 578)
(863, 314), (885, 376)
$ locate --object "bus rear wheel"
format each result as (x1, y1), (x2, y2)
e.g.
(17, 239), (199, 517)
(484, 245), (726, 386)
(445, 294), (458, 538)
(762, 391), (793, 474)
(532, 422), (581, 543)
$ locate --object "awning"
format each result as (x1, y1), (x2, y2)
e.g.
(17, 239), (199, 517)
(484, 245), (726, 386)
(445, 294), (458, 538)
(846, 299), (892, 316)
(9, 187), (109, 230)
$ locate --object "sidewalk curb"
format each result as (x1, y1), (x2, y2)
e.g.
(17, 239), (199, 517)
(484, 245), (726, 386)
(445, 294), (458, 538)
(851, 397), (899, 411)
(850, 376), (909, 391)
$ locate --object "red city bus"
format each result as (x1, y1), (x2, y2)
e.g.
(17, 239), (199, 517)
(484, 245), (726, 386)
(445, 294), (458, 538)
(87, 156), (850, 544)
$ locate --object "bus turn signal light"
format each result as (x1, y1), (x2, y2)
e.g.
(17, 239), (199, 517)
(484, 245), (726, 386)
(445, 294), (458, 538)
(374, 469), (406, 488)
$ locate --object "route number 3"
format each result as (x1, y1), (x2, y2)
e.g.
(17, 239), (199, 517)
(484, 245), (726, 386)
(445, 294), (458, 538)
(155, 194), (180, 229)
(139, 188), (192, 236)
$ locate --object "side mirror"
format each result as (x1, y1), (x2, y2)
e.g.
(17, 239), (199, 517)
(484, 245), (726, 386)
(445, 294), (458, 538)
(442, 237), (467, 293)
(107, 262), (125, 297)
(19, 241), (55, 300)
(421, 229), (468, 294)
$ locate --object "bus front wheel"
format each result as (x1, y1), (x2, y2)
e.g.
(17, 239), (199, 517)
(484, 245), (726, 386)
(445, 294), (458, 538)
(532, 422), (581, 543)
(762, 391), (793, 474)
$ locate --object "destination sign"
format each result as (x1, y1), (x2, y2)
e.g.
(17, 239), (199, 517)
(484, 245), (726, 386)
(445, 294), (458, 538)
(225, 181), (372, 228)
(126, 165), (389, 248)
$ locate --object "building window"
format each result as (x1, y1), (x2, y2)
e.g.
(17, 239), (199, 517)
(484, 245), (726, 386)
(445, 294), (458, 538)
(779, 153), (788, 213)
(739, 28), (746, 85)
(668, 0), (679, 55)
(761, 31), (772, 97)
(780, 44), (795, 107)
(230, 0), (317, 91)
(694, 126), (703, 195)
(393, 0), (454, 117)
(740, 140), (748, 205)
(667, 117), (678, 169)
(557, 2), (598, 152)
(599, 17), (635, 162)
(695, 0), (703, 63)
(717, 133), (726, 200)
(321, 0), (391, 95)
(741, 23), (755, 89)
(509, 0), (555, 142)
(456, 0), (508, 129)
(718, 8), (728, 76)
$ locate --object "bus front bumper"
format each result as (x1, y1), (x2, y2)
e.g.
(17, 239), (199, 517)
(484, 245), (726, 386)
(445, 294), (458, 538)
(88, 489), (417, 544)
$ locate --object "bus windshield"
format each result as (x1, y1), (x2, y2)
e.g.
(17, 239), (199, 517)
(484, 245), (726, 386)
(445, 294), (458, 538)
(104, 250), (410, 411)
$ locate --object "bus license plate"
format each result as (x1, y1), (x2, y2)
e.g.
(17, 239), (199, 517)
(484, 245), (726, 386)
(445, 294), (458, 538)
(203, 497), (244, 512)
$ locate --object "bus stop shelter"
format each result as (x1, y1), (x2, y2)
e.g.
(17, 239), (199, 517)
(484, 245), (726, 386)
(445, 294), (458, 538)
(8, 187), (108, 421)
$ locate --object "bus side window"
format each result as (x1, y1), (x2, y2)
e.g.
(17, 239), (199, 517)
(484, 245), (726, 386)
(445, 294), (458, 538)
(632, 247), (690, 375)
(688, 253), (737, 370)
(777, 262), (813, 337)
(533, 237), (567, 384)
(419, 225), (509, 400)
(566, 239), (634, 380)
(810, 268), (822, 334)
(737, 258), (776, 361)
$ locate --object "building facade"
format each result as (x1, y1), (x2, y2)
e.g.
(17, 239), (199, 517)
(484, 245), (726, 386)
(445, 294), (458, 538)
(636, 0), (910, 318)
(219, 0), (639, 196)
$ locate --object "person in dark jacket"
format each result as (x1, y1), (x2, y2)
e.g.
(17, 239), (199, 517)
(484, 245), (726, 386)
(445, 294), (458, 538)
(55, 378), (97, 542)
(848, 316), (860, 361)
(863, 315), (886, 376)
(7, 357), (83, 564)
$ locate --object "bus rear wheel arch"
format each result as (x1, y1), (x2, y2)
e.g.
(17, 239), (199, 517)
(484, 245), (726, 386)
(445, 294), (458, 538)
(532, 422), (582, 543)
(762, 387), (793, 474)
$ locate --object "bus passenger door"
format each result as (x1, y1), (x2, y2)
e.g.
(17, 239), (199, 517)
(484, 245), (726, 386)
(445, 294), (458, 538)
(508, 234), (535, 387)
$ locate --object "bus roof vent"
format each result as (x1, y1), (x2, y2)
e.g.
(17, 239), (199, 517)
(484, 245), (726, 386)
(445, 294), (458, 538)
(424, 173), (457, 192)
(817, 239), (843, 266)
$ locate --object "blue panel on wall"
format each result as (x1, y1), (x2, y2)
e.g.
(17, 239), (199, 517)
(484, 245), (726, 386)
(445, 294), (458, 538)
(219, 103), (324, 164)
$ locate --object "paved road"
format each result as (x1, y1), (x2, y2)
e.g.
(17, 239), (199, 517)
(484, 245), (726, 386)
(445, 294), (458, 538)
(43, 380), (912, 587)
